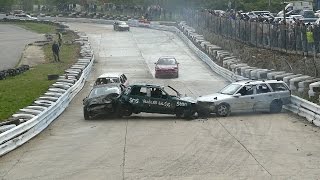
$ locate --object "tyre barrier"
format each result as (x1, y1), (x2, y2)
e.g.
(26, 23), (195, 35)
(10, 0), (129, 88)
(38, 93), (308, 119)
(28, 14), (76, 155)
(0, 65), (30, 80)
(174, 21), (320, 127)
(0, 24), (94, 156)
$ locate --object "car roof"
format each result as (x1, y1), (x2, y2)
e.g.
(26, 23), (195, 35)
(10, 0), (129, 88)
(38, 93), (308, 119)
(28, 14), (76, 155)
(129, 83), (163, 88)
(232, 80), (286, 85)
(98, 72), (123, 78)
(159, 56), (176, 59)
(92, 83), (121, 89)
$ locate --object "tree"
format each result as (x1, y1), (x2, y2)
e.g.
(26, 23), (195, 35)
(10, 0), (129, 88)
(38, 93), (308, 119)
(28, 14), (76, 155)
(0, 0), (17, 11)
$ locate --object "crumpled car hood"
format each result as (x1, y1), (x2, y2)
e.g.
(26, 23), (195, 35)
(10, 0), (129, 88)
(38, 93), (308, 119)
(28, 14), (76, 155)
(86, 94), (119, 106)
(177, 96), (196, 103)
(197, 93), (232, 102)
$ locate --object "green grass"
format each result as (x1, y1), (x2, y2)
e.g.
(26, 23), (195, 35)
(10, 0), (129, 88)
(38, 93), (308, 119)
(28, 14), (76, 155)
(0, 23), (80, 121)
(1, 21), (56, 34)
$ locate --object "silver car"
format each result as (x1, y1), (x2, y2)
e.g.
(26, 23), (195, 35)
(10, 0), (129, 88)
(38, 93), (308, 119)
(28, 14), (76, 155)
(197, 80), (291, 117)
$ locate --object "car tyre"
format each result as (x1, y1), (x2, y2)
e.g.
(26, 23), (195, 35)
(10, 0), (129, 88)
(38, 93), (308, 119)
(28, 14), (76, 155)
(270, 100), (282, 113)
(83, 108), (90, 120)
(175, 107), (185, 118)
(120, 103), (133, 116)
(216, 103), (230, 117)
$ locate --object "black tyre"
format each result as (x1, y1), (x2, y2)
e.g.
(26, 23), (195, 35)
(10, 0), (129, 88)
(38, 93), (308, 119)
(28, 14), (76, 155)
(216, 103), (230, 117)
(120, 103), (133, 117)
(270, 100), (283, 113)
(83, 108), (90, 120)
(175, 107), (184, 118)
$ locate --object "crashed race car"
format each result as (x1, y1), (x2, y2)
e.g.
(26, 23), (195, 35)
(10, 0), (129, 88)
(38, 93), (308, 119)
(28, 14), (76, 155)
(117, 83), (197, 119)
(83, 83), (124, 120)
(196, 80), (291, 117)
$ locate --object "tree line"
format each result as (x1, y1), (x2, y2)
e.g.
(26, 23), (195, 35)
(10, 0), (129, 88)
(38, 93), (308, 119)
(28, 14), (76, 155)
(0, 0), (290, 12)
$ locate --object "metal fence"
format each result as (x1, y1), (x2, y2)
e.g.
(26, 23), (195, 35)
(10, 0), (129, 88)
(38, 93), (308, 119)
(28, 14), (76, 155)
(182, 10), (320, 56)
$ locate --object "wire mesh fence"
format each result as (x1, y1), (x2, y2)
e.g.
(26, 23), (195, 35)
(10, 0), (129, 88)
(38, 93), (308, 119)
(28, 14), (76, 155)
(181, 9), (320, 57)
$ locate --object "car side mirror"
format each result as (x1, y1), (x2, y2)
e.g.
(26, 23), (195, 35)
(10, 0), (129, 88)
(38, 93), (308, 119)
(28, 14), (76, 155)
(233, 93), (241, 98)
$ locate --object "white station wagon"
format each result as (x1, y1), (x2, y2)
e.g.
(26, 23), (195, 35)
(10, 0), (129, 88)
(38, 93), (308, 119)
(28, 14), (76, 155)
(197, 80), (291, 117)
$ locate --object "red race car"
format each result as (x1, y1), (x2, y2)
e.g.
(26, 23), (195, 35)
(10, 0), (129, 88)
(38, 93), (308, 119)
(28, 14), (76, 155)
(154, 56), (179, 78)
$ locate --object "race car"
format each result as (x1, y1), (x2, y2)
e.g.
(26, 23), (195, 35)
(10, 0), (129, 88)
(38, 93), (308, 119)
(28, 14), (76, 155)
(117, 83), (197, 119)
(155, 56), (179, 78)
(113, 21), (130, 31)
(83, 83), (124, 120)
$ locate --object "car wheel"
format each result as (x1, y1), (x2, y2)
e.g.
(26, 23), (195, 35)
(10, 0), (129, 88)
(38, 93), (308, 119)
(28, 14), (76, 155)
(83, 108), (90, 120)
(270, 100), (283, 113)
(216, 103), (230, 117)
(120, 103), (133, 116)
(175, 107), (185, 118)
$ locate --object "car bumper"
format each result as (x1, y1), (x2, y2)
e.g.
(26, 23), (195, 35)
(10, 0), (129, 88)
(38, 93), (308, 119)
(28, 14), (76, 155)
(118, 27), (130, 31)
(196, 101), (216, 113)
(155, 70), (178, 77)
(86, 104), (115, 115)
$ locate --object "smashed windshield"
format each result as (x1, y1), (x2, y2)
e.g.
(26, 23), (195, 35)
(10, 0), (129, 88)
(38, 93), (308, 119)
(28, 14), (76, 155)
(89, 86), (120, 98)
(219, 84), (242, 95)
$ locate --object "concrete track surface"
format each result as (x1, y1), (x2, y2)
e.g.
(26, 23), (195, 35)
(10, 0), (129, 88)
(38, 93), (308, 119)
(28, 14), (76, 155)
(1, 23), (320, 180)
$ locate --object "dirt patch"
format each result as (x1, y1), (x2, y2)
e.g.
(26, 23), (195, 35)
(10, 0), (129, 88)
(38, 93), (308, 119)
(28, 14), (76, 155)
(18, 45), (45, 67)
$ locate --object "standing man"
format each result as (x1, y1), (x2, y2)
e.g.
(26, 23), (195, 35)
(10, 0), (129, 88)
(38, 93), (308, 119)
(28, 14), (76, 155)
(52, 41), (60, 62)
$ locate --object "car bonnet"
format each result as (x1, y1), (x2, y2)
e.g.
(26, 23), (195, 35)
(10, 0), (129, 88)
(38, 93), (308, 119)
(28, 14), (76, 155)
(197, 93), (232, 102)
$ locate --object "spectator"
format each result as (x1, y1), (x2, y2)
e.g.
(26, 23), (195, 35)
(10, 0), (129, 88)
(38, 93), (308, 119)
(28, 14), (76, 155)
(52, 41), (60, 62)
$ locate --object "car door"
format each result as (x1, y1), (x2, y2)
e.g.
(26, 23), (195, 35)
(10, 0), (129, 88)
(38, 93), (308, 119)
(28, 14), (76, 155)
(268, 82), (291, 104)
(233, 85), (256, 112)
(253, 83), (273, 110)
(149, 87), (174, 114)
(127, 86), (149, 112)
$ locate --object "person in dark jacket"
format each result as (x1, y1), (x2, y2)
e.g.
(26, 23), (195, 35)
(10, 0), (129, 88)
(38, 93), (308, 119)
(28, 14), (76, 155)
(52, 41), (60, 62)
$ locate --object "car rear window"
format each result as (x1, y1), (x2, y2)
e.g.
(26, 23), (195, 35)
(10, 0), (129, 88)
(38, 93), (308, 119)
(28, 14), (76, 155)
(158, 58), (176, 65)
(269, 83), (289, 92)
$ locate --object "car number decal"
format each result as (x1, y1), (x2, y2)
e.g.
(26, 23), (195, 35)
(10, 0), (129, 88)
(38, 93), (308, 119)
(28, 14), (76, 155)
(177, 101), (188, 107)
(129, 98), (139, 104)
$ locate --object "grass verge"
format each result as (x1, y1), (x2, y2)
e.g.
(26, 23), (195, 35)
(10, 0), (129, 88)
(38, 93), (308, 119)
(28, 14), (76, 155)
(0, 22), (80, 121)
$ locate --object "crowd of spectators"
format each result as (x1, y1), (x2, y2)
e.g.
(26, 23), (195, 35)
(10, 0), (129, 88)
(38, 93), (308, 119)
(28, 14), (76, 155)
(186, 9), (320, 54)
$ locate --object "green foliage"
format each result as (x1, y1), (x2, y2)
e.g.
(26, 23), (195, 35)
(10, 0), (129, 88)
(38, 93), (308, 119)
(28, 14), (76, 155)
(10, 0), (290, 13)
(3, 22), (56, 34)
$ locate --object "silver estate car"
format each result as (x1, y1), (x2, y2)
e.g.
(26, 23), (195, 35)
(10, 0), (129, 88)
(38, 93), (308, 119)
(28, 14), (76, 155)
(197, 80), (291, 117)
